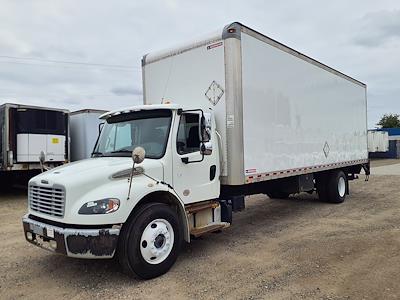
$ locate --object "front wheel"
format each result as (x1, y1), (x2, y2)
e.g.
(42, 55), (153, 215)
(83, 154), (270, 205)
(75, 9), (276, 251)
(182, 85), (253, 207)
(118, 203), (182, 279)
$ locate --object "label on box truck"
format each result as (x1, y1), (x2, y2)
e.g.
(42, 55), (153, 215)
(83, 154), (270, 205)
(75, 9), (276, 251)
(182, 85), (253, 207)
(227, 115), (235, 128)
(206, 41), (223, 50)
(245, 168), (257, 174)
(52, 138), (59, 144)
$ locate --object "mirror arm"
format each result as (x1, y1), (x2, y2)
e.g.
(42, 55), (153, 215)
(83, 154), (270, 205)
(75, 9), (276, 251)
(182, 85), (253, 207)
(127, 146), (146, 200)
(181, 146), (206, 164)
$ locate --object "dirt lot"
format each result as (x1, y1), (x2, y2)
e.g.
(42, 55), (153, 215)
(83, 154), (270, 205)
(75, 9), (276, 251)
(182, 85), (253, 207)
(1, 162), (400, 300)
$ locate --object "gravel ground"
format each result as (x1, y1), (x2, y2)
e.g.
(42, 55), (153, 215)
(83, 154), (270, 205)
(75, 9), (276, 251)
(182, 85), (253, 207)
(370, 159), (400, 168)
(371, 163), (400, 175)
(0, 162), (399, 300)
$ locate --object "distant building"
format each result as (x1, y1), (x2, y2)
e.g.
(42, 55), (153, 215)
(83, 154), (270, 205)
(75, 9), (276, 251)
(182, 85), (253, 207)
(369, 128), (400, 159)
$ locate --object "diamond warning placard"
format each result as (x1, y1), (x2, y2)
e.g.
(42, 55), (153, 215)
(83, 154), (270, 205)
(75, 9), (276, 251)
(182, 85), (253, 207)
(205, 80), (224, 106)
(323, 142), (330, 158)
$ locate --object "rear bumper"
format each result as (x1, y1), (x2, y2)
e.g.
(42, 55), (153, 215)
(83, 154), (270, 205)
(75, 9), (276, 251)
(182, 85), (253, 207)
(22, 214), (120, 259)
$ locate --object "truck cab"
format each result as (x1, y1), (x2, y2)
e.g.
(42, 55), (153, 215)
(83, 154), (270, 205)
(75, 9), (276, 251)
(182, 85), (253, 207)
(23, 104), (227, 279)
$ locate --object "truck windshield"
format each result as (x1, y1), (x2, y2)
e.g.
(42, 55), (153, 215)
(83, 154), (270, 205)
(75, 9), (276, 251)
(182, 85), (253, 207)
(94, 109), (172, 159)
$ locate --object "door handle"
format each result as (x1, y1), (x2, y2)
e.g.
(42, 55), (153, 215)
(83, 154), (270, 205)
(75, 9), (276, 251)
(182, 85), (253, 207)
(210, 165), (216, 180)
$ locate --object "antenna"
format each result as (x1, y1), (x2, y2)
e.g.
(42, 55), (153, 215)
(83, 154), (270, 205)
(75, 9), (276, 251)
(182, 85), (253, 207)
(161, 56), (174, 103)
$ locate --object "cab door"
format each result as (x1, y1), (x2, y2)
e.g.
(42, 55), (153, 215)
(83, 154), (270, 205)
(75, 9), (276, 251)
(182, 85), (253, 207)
(172, 111), (219, 204)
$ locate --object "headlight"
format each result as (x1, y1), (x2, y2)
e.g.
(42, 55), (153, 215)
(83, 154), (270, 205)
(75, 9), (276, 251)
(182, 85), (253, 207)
(78, 198), (120, 215)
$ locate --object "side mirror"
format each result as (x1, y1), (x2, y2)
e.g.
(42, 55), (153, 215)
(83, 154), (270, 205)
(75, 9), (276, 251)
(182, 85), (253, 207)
(200, 112), (212, 143)
(39, 151), (48, 173)
(201, 141), (213, 155)
(39, 151), (46, 164)
(127, 146), (145, 200)
(132, 147), (145, 164)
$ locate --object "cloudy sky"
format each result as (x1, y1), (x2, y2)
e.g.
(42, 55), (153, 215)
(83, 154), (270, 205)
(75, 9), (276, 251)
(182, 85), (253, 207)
(1, 0), (399, 128)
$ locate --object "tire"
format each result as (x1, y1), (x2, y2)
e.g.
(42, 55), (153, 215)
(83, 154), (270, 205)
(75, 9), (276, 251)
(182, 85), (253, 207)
(266, 191), (290, 199)
(317, 170), (347, 203)
(118, 203), (182, 279)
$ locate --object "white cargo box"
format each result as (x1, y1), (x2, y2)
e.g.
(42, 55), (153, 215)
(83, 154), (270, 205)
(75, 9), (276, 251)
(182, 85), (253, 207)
(70, 109), (107, 161)
(0, 103), (69, 170)
(368, 130), (389, 152)
(17, 134), (66, 162)
(142, 22), (368, 186)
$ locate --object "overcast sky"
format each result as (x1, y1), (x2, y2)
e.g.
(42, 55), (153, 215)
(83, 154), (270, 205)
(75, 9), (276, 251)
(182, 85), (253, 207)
(1, 0), (399, 128)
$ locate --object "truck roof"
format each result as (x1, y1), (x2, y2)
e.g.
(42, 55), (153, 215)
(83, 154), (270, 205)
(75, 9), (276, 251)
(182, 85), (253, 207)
(0, 102), (69, 113)
(99, 104), (180, 119)
(71, 109), (108, 115)
(142, 22), (365, 88)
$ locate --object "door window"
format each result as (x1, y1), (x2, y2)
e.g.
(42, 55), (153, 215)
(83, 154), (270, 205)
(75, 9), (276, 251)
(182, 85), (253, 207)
(176, 113), (200, 155)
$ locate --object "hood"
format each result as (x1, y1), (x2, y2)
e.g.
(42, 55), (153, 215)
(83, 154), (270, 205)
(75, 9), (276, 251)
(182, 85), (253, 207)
(30, 157), (164, 188)
(28, 157), (165, 224)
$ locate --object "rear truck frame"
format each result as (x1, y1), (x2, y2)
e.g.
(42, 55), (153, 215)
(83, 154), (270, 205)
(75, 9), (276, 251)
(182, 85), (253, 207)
(22, 22), (369, 279)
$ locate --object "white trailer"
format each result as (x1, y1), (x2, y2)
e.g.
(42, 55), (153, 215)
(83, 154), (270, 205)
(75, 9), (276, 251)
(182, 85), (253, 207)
(142, 22), (369, 192)
(367, 130), (389, 152)
(22, 22), (369, 279)
(70, 109), (107, 161)
(0, 103), (69, 185)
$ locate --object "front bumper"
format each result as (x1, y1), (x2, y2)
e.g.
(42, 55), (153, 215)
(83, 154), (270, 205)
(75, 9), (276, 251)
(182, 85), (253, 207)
(22, 214), (120, 259)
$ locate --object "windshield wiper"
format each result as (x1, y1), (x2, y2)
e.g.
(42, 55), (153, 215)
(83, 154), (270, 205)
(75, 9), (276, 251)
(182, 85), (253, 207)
(110, 149), (132, 154)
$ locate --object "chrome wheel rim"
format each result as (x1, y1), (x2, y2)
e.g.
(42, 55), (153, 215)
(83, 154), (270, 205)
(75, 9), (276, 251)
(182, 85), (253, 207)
(140, 218), (174, 264)
(338, 176), (346, 197)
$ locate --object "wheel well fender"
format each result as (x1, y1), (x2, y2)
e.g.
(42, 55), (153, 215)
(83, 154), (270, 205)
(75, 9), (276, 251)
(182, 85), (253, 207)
(128, 190), (190, 242)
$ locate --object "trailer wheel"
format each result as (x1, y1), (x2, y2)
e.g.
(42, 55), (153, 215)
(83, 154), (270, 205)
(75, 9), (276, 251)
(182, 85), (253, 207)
(266, 191), (290, 199)
(327, 170), (347, 203)
(118, 203), (182, 279)
(317, 170), (347, 203)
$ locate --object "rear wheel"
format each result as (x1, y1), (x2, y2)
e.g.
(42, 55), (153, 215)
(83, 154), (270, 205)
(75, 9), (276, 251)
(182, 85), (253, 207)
(118, 203), (182, 279)
(317, 170), (347, 203)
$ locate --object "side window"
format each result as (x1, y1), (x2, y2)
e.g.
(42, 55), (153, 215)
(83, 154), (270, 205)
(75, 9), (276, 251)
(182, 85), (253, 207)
(103, 123), (132, 152)
(103, 125), (116, 152)
(114, 123), (132, 150)
(177, 113), (200, 155)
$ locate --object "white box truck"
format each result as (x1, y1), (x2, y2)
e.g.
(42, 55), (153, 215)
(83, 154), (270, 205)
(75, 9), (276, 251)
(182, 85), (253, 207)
(70, 109), (107, 161)
(22, 22), (369, 279)
(0, 103), (69, 186)
(367, 130), (389, 153)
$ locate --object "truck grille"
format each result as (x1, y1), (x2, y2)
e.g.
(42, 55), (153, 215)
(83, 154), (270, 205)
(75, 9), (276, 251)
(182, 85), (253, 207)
(29, 185), (65, 217)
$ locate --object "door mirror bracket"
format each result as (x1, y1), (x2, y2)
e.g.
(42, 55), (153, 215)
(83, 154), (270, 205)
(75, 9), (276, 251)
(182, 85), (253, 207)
(201, 142), (212, 155)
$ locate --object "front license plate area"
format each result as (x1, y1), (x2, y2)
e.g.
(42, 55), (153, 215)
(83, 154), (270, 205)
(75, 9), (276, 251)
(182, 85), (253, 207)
(30, 223), (44, 236)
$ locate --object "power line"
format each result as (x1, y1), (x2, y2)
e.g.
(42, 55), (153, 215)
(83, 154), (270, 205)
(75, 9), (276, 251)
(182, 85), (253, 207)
(0, 93), (140, 98)
(0, 60), (137, 72)
(0, 55), (140, 70)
